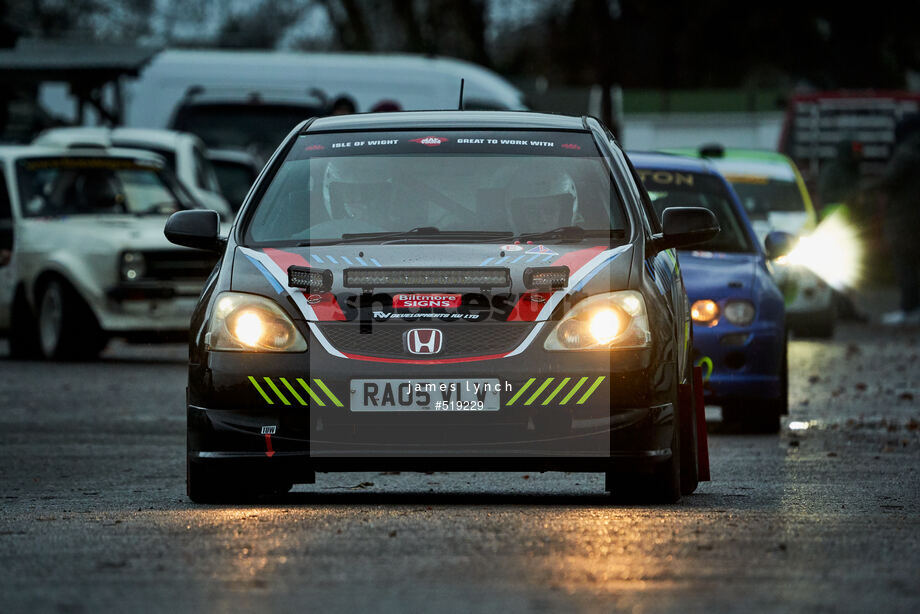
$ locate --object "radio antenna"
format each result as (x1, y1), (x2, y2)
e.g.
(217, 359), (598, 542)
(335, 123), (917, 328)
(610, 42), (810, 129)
(458, 78), (465, 110)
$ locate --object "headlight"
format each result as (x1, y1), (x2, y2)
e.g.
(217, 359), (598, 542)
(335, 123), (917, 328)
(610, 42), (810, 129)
(544, 291), (651, 351)
(723, 300), (756, 326)
(206, 292), (307, 352)
(691, 299), (719, 326)
(120, 251), (146, 281)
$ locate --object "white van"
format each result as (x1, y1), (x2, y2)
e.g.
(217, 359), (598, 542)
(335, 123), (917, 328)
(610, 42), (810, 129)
(40, 50), (525, 159)
(124, 50), (525, 127)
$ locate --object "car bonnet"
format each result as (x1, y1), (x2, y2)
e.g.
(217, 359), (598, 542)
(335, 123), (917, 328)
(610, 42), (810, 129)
(678, 250), (758, 302)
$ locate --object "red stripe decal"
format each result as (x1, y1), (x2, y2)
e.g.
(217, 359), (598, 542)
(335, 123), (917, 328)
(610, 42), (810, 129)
(263, 248), (347, 321)
(506, 292), (553, 321)
(310, 292), (348, 321)
(506, 246), (607, 321)
(341, 352), (507, 365)
(263, 247), (311, 270)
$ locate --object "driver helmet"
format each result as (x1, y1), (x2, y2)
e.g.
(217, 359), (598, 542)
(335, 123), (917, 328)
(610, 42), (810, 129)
(503, 162), (583, 232)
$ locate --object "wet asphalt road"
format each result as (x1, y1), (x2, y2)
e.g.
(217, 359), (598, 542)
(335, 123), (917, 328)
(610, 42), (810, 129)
(1, 315), (919, 612)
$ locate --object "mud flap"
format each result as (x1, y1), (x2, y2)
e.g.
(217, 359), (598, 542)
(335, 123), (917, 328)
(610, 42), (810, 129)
(693, 366), (711, 481)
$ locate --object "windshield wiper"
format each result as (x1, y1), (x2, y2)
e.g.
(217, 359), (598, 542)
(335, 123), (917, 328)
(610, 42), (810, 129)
(513, 226), (625, 243)
(299, 227), (513, 246)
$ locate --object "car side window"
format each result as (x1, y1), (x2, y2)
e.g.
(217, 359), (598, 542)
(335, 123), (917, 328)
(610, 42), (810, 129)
(0, 169), (13, 263)
(623, 155), (662, 234)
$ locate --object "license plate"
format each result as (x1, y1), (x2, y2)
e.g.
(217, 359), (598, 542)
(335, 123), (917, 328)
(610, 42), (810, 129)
(349, 378), (502, 412)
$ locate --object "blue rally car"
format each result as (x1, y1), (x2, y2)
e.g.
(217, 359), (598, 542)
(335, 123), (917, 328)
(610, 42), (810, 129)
(630, 153), (792, 432)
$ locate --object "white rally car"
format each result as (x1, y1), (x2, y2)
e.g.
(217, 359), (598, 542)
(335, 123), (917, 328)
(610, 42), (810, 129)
(0, 146), (220, 359)
(33, 127), (232, 219)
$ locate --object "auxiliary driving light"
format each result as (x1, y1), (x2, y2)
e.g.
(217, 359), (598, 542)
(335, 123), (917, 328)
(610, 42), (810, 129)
(344, 267), (510, 289)
(523, 266), (570, 290)
(288, 266), (333, 292)
(778, 209), (861, 290)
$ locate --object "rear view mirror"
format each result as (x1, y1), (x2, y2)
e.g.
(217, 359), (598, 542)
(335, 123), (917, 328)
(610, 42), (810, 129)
(653, 207), (720, 252)
(764, 231), (797, 260)
(164, 210), (223, 252)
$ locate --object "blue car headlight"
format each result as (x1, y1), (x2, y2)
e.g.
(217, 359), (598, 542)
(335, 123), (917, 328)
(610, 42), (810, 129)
(723, 300), (756, 326)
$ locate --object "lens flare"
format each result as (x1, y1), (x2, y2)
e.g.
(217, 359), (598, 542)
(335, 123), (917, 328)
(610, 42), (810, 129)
(782, 209), (860, 290)
(588, 309), (622, 344)
(233, 311), (264, 347)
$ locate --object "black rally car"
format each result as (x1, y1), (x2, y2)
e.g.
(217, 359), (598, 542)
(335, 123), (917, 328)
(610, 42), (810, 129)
(165, 111), (719, 503)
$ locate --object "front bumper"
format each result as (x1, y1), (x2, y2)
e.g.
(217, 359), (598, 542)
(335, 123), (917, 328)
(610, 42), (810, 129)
(188, 329), (678, 471)
(94, 282), (201, 333)
(692, 320), (783, 403)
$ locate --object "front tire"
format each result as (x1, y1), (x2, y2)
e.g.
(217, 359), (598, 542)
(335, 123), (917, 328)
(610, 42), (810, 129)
(607, 379), (682, 503)
(722, 338), (787, 434)
(36, 279), (106, 360)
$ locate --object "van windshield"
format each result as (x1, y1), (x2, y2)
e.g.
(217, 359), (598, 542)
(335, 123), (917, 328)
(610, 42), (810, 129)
(243, 130), (627, 246)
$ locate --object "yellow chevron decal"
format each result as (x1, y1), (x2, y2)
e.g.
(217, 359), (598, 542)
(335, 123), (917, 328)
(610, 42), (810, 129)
(249, 377), (343, 407)
(249, 376), (274, 405)
(524, 378), (555, 405)
(505, 375), (606, 406)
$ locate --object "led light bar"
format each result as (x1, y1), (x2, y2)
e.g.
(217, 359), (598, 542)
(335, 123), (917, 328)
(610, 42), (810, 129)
(288, 266), (333, 292)
(344, 267), (511, 289)
(523, 266), (570, 290)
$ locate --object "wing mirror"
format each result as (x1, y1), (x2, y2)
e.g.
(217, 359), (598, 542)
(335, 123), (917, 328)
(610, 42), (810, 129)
(651, 207), (720, 253)
(764, 231), (797, 260)
(164, 210), (224, 252)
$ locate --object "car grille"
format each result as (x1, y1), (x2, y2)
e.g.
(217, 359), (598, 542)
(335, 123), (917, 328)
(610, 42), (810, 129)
(142, 250), (219, 281)
(316, 322), (535, 359)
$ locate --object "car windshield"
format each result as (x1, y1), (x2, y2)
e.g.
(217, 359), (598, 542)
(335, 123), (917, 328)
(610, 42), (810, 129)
(637, 168), (754, 253)
(172, 103), (322, 160)
(722, 176), (807, 218)
(244, 130), (627, 246)
(15, 157), (190, 217)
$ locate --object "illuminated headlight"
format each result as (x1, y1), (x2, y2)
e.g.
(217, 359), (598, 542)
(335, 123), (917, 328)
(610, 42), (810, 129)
(691, 300), (719, 326)
(544, 291), (651, 351)
(206, 292), (307, 352)
(120, 251), (146, 281)
(723, 300), (756, 326)
(344, 268), (510, 289)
